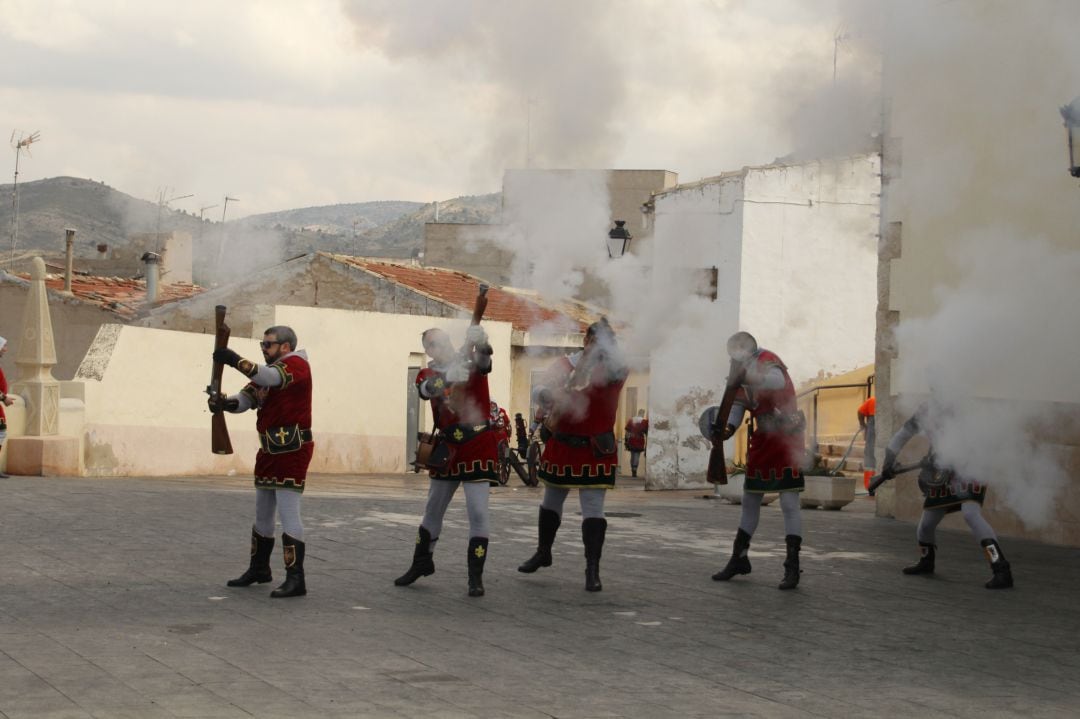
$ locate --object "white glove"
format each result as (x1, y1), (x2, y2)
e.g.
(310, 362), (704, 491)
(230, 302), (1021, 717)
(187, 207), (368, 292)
(445, 360), (470, 383)
(465, 325), (487, 346)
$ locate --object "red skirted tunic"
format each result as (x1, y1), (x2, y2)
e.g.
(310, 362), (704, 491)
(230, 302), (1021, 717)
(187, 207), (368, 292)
(624, 417), (648, 451)
(739, 350), (805, 493)
(538, 354), (627, 489)
(490, 405), (511, 445)
(418, 364), (499, 484)
(239, 353), (314, 492)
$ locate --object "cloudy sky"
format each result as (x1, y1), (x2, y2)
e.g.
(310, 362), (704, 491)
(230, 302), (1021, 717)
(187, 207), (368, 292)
(0, 0), (879, 218)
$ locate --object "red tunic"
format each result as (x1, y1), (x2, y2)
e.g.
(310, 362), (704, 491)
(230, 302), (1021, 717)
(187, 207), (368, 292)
(624, 417), (648, 451)
(418, 363), (499, 483)
(538, 353), (627, 489)
(239, 353), (314, 492)
(741, 350), (805, 492)
(490, 405), (511, 445)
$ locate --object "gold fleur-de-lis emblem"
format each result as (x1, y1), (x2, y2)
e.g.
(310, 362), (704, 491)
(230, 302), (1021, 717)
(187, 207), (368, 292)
(473, 545), (486, 558)
(453, 428), (464, 441)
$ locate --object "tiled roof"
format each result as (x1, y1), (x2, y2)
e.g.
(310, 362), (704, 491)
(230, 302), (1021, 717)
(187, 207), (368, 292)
(324, 254), (591, 333)
(25, 273), (203, 319)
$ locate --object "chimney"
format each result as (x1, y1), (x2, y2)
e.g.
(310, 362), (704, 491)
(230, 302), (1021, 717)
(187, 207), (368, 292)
(63, 228), (76, 294)
(141, 251), (161, 304)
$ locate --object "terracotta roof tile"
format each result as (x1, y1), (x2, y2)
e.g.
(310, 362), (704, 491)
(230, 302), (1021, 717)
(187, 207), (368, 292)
(324, 254), (590, 333)
(20, 273), (204, 319)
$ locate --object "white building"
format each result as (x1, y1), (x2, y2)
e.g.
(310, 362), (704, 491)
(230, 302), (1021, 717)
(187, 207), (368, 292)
(644, 154), (881, 489)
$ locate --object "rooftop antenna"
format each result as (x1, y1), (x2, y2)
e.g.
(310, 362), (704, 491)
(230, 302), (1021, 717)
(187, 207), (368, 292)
(216, 196), (239, 266)
(9, 129), (41, 270)
(155, 186), (193, 240)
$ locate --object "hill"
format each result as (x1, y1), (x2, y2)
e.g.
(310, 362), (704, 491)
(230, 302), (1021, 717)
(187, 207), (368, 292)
(0, 177), (502, 271)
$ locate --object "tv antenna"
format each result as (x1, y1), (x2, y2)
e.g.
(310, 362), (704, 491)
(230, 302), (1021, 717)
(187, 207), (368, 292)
(216, 196), (239, 266)
(155, 187), (193, 239)
(9, 129), (41, 271)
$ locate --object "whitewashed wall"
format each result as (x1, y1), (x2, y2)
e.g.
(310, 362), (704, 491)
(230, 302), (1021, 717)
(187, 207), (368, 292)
(646, 176), (746, 488)
(76, 308), (512, 477)
(740, 155), (880, 384)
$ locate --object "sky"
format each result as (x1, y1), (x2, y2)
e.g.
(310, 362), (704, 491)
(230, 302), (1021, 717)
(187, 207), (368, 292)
(0, 0), (879, 218)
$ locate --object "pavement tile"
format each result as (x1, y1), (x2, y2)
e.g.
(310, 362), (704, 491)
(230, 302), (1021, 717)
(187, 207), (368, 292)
(1, 474), (1079, 718)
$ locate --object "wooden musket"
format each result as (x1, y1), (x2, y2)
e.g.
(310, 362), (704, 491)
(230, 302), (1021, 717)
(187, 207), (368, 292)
(706, 359), (745, 485)
(208, 305), (234, 455)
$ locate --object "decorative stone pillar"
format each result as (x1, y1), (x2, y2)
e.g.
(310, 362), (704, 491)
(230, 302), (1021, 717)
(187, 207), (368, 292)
(6, 256), (79, 476)
(13, 257), (60, 435)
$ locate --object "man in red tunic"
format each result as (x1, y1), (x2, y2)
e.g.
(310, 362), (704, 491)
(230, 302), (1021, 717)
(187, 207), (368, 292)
(518, 318), (628, 591)
(623, 409), (649, 478)
(210, 325), (314, 599)
(711, 332), (807, 590)
(0, 336), (14, 478)
(395, 324), (499, 597)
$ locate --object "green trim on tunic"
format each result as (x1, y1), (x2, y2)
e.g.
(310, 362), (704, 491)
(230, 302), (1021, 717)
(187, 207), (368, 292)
(432, 458), (500, 485)
(254, 476), (305, 492)
(744, 468), (805, 493)
(922, 474), (986, 512)
(538, 463), (617, 490)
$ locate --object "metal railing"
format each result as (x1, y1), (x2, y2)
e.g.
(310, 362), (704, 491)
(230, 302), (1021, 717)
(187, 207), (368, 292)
(796, 375), (874, 458)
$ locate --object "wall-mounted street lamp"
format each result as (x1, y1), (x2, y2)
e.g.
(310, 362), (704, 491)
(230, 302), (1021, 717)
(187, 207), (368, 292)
(1059, 97), (1080, 178)
(606, 219), (632, 258)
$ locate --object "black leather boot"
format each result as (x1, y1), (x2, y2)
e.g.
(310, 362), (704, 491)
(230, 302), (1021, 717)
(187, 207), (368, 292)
(395, 526), (436, 586)
(902, 542), (936, 575)
(981, 538), (1013, 589)
(518, 507), (561, 573)
(778, 534), (802, 590)
(582, 517), (607, 592)
(467, 537), (488, 597)
(270, 533), (306, 598)
(712, 528), (752, 581)
(227, 528), (274, 587)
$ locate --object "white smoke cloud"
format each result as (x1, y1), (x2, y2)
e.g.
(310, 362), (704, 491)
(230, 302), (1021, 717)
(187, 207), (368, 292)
(894, 232), (1080, 527)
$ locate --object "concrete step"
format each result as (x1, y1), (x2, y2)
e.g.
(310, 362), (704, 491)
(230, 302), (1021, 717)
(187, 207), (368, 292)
(818, 442), (865, 460)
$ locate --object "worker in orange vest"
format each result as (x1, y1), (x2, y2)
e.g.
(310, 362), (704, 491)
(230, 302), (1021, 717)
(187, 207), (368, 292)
(857, 396), (876, 490)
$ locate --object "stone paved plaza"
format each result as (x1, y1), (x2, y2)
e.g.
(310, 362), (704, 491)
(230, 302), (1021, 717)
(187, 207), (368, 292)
(1, 473), (1078, 718)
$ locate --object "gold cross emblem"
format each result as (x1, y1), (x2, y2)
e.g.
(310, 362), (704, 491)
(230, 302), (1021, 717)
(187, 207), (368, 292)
(275, 427), (290, 443)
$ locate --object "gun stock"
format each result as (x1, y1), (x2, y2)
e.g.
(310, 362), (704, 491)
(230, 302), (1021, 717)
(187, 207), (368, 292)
(866, 462), (924, 495)
(706, 359), (745, 485)
(209, 305), (234, 455)
(471, 283), (489, 326)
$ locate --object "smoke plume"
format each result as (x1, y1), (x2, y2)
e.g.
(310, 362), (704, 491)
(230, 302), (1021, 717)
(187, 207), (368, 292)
(894, 233), (1080, 527)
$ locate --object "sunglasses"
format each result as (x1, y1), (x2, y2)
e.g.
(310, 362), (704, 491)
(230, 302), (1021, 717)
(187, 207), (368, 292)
(260, 340), (282, 349)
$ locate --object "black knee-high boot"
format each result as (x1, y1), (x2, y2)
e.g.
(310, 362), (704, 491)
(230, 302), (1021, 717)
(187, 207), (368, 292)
(582, 517), (607, 592)
(395, 526), (436, 586)
(981, 538), (1013, 589)
(712, 528), (752, 581)
(902, 542), (936, 575)
(778, 534), (802, 590)
(270, 533), (306, 598)
(518, 508), (561, 573)
(467, 537), (488, 597)
(227, 527), (274, 587)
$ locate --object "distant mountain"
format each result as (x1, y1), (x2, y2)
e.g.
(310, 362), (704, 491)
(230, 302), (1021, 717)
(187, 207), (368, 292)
(243, 193), (502, 259)
(0, 176), (210, 260)
(239, 201), (425, 236)
(0, 176), (503, 277)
